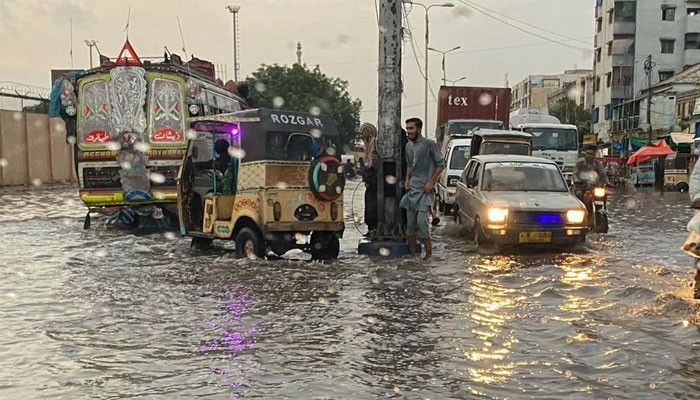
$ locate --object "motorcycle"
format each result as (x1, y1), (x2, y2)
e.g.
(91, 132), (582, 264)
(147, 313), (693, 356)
(680, 203), (700, 299)
(576, 181), (609, 234)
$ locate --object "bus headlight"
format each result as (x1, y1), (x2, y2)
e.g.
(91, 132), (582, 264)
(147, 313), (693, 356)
(566, 209), (586, 224)
(487, 207), (508, 223)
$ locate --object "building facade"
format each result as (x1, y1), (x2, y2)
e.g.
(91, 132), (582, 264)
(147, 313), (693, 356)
(510, 70), (592, 113)
(593, 0), (700, 143)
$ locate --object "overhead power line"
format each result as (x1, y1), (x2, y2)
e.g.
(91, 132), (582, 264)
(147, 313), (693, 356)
(456, 0), (590, 51)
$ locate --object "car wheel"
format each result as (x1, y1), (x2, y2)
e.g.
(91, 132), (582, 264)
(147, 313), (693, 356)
(676, 182), (689, 193)
(473, 218), (487, 245)
(444, 203), (453, 215)
(235, 227), (265, 259)
(310, 232), (340, 260)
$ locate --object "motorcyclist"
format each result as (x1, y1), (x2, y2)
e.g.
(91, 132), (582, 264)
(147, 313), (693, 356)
(572, 144), (610, 200)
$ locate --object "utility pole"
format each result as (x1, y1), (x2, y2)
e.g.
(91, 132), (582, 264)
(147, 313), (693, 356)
(358, 0), (405, 255)
(84, 40), (98, 69)
(226, 5), (241, 81)
(644, 54), (655, 144)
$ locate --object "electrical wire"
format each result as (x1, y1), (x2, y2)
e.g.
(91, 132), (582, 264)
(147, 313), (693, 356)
(456, 0), (590, 51)
(402, 6), (438, 100)
(350, 181), (368, 235)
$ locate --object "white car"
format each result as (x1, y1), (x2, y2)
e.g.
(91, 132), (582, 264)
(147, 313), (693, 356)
(435, 138), (471, 215)
(454, 155), (588, 246)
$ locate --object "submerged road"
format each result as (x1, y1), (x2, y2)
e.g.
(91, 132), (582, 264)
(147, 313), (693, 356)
(0, 182), (699, 399)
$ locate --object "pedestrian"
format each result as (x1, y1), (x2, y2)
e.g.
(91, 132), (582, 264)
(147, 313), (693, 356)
(359, 123), (378, 233)
(400, 117), (445, 261)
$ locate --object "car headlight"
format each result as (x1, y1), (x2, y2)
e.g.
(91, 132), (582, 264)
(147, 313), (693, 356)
(593, 187), (606, 198)
(487, 207), (508, 223)
(566, 209), (586, 224)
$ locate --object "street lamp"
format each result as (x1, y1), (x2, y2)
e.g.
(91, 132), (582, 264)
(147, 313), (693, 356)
(84, 40), (98, 69)
(402, 0), (454, 133)
(428, 45), (461, 86)
(225, 5), (241, 82)
(445, 76), (466, 86)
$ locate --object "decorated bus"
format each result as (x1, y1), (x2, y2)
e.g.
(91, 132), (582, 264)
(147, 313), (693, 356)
(51, 40), (247, 229)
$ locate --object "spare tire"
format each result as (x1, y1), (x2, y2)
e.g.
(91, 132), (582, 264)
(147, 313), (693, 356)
(308, 156), (345, 202)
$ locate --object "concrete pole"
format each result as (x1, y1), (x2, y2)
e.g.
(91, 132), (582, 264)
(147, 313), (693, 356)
(424, 10), (429, 134)
(375, 0), (403, 239)
(645, 54), (653, 144)
(296, 42), (302, 64)
(233, 12), (239, 82)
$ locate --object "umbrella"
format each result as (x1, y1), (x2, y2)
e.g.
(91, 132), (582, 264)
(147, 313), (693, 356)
(626, 140), (675, 166)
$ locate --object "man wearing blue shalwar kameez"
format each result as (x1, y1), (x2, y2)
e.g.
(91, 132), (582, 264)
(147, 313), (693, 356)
(400, 118), (445, 261)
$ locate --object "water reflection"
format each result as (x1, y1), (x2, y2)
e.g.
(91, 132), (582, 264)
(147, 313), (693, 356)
(465, 257), (518, 386)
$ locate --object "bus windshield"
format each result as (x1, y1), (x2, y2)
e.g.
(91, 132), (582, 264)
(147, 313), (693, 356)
(523, 127), (578, 151)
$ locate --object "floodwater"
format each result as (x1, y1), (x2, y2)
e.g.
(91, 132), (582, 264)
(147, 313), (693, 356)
(0, 182), (699, 399)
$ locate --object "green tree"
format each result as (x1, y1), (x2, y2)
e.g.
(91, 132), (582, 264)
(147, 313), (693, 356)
(549, 98), (591, 134)
(245, 64), (362, 148)
(22, 101), (49, 114)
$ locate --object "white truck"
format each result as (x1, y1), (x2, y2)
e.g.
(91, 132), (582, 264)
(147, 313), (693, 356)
(516, 123), (580, 182)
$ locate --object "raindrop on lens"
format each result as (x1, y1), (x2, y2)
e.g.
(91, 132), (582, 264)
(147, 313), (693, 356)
(228, 148), (246, 159)
(0, 158), (8, 168)
(186, 129), (197, 140)
(120, 161), (132, 170)
(314, 242), (323, 250)
(164, 232), (176, 240)
(367, 316), (376, 323)
(32, 178), (42, 187)
(326, 147), (337, 156)
(565, 370), (572, 377)
(255, 82), (266, 93)
(479, 93), (493, 106)
(379, 247), (391, 256)
(106, 142), (121, 151)
(12, 112), (22, 121)
(385, 175), (397, 185)
(371, 276), (380, 284)
(67, 135), (76, 145)
(682, 320), (690, 327)
(318, 297), (325, 304)
(541, 316), (549, 324)
(649, 383), (656, 389)
(393, 387), (400, 394)
(273, 96), (285, 108)
(625, 198), (636, 209)
(135, 142), (151, 153)
(310, 128), (322, 138)
(276, 182), (288, 189)
(383, 375), (389, 381)
(53, 122), (66, 132)
(310, 106), (321, 116)
(150, 172), (166, 184)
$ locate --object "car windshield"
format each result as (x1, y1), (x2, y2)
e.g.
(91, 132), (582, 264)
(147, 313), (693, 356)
(482, 162), (567, 192)
(480, 141), (530, 155)
(449, 121), (504, 136)
(449, 146), (470, 170)
(524, 127), (578, 151)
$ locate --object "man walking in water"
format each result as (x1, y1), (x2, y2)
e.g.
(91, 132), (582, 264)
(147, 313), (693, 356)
(400, 118), (445, 261)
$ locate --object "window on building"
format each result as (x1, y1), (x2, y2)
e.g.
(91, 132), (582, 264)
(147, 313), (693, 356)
(662, 7), (676, 21)
(606, 72), (612, 87)
(607, 41), (613, 55)
(596, 17), (602, 32)
(605, 104), (612, 120)
(661, 39), (675, 54)
(592, 107), (600, 123)
(659, 70), (674, 81)
(596, 76), (601, 92)
(614, 1), (636, 22)
(686, 32), (700, 49)
(596, 48), (602, 62)
(689, 8), (700, 16)
(608, 9), (614, 24)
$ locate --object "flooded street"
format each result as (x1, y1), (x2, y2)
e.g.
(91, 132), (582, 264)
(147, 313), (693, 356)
(1, 183), (699, 399)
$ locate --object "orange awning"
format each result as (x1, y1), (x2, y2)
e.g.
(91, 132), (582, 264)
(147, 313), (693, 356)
(626, 140), (675, 166)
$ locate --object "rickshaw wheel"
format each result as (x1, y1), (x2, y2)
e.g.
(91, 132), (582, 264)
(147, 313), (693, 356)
(676, 182), (689, 193)
(235, 228), (265, 260)
(310, 232), (340, 260)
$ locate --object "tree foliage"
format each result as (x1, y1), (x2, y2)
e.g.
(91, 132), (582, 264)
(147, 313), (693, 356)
(549, 98), (591, 134)
(245, 64), (362, 148)
(22, 102), (49, 114)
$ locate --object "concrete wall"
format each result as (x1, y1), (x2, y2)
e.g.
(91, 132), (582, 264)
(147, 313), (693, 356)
(0, 110), (76, 186)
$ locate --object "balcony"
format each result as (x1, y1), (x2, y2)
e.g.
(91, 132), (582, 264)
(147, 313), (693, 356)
(613, 21), (635, 35)
(687, 13), (700, 33)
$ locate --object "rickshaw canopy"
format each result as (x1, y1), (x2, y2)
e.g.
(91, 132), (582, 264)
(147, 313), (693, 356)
(626, 140), (675, 166)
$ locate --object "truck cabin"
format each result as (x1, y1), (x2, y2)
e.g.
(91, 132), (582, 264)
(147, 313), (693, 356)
(437, 119), (505, 151)
(469, 130), (533, 158)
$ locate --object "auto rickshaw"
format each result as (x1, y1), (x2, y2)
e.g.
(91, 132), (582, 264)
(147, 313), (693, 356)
(664, 152), (693, 192)
(468, 129), (533, 158)
(177, 108), (345, 260)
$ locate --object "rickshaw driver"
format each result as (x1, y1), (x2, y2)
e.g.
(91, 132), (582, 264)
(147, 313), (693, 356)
(572, 144), (610, 200)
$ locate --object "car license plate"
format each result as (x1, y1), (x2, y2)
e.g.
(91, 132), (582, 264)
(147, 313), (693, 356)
(519, 232), (551, 243)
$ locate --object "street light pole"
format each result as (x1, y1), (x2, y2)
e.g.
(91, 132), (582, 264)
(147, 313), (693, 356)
(403, 1), (454, 134)
(226, 5), (241, 82)
(446, 76), (466, 86)
(428, 45), (460, 86)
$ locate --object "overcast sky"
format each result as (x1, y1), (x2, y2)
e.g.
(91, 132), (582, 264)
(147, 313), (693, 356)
(0, 0), (593, 128)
